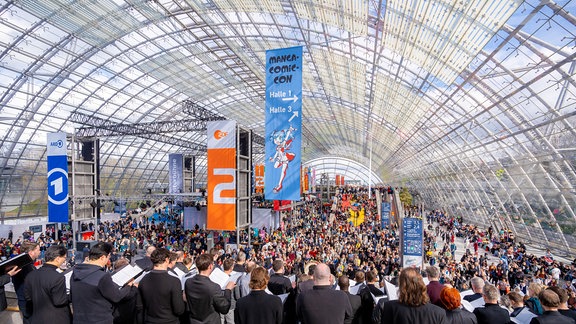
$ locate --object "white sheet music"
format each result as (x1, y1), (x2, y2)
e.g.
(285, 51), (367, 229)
(278, 293), (289, 304)
(371, 292), (387, 304)
(510, 308), (536, 324)
(209, 267), (231, 289)
(469, 297), (485, 309)
(384, 281), (398, 300)
(112, 264), (144, 287)
(64, 268), (73, 293)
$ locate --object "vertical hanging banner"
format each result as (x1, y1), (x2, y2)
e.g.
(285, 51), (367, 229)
(47, 132), (69, 223)
(402, 218), (424, 269)
(381, 202), (391, 229)
(254, 164), (264, 194)
(265, 46), (302, 201)
(207, 120), (237, 231)
(168, 153), (183, 194)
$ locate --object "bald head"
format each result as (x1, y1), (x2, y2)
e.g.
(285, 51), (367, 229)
(146, 246), (156, 257)
(313, 263), (331, 285)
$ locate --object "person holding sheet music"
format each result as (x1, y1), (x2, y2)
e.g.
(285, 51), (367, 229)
(234, 266), (282, 324)
(296, 263), (353, 324)
(12, 240), (40, 324)
(338, 275), (362, 324)
(268, 259), (294, 295)
(379, 267), (447, 324)
(23, 245), (71, 324)
(138, 248), (185, 324)
(439, 287), (477, 324)
(529, 288), (575, 324)
(184, 253), (235, 324)
(509, 291), (537, 323)
(221, 258), (237, 324)
(70, 242), (137, 324)
(472, 284), (510, 324)
(0, 266), (21, 312)
(359, 270), (385, 324)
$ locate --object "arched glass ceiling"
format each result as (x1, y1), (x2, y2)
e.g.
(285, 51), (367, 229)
(0, 0), (575, 252)
(304, 157), (383, 186)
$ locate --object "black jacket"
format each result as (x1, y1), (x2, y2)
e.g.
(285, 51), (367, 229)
(296, 285), (353, 324)
(138, 270), (185, 324)
(530, 311), (576, 324)
(380, 300), (448, 324)
(0, 273), (10, 311)
(268, 273), (293, 295)
(473, 303), (511, 324)
(184, 274), (231, 324)
(71, 263), (135, 324)
(24, 264), (71, 324)
(234, 290), (283, 324)
(343, 291), (362, 324)
(360, 284), (385, 324)
(445, 308), (477, 324)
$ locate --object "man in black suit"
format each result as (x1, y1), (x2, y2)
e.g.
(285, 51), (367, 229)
(12, 240), (41, 324)
(24, 245), (71, 324)
(268, 259), (293, 295)
(359, 270), (385, 324)
(184, 253), (235, 324)
(529, 288), (576, 324)
(338, 275), (362, 324)
(464, 276), (485, 304)
(296, 263), (353, 324)
(473, 284), (510, 324)
(135, 246), (155, 272)
(235, 266), (282, 324)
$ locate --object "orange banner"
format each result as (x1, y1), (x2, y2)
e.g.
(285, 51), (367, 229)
(207, 121), (236, 231)
(255, 164), (264, 193)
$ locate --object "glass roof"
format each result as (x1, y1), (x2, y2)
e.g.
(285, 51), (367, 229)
(0, 0), (575, 253)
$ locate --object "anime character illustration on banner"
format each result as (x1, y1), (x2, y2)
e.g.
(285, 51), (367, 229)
(269, 125), (297, 193)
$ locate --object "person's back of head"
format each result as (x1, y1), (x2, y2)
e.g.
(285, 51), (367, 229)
(151, 248), (171, 265)
(426, 266), (440, 280)
(89, 242), (112, 261)
(308, 264), (316, 277)
(507, 291), (524, 308)
(223, 258), (235, 272)
(547, 286), (568, 304)
(539, 289), (560, 309)
(471, 276), (485, 293)
(145, 245), (156, 257)
(249, 267), (269, 290)
(245, 261), (257, 274)
(440, 287), (461, 310)
(482, 284), (500, 303)
(366, 270), (379, 284)
(44, 245), (67, 263)
(236, 251), (246, 264)
(528, 282), (543, 298)
(196, 253), (213, 272)
(355, 271), (365, 283)
(398, 267), (429, 307)
(338, 275), (350, 291)
(272, 259), (284, 273)
(313, 263), (330, 285)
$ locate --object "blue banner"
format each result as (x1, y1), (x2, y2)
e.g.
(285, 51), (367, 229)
(168, 153), (183, 194)
(402, 218), (424, 268)
(47, 132), (69, 223)
(381, 202), (390, 229)
(264, 46), (302, 201)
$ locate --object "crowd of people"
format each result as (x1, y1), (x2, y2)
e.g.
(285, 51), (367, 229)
(0, 186), (575, 324)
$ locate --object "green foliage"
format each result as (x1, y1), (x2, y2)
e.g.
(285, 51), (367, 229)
(399, 187), (413, 207)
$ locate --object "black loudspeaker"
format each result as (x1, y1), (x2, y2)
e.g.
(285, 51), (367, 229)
(81, 141), (94, 161)
(239, 131), (249, 156)
(90, 201), (97, 208)
(184, 157), (192, 170)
